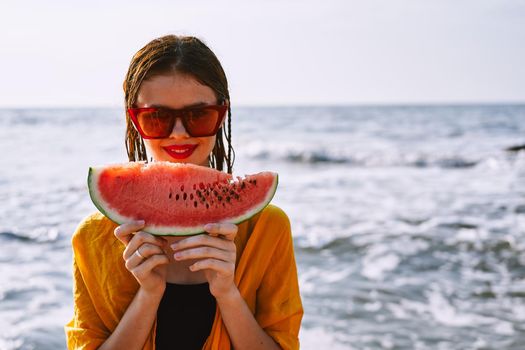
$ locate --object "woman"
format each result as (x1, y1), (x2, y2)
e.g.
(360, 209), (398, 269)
(65, 35), (303, 350)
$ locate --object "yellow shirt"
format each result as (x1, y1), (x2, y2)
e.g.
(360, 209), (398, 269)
(65, 204), (303, 349)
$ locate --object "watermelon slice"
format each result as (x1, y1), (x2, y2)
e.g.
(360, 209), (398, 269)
(87, 162), (278, 235)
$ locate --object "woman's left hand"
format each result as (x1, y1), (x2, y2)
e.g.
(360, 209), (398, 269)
(171, 223), (238, 299)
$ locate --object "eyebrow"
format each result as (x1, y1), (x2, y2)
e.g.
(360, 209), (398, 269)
(148, 102), (211, 109)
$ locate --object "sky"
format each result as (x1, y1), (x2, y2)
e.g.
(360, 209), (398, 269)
(1, 0), (524, 107)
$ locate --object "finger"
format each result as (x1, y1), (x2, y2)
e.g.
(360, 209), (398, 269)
(189, 259), (235, 275)
(125, 244), (165, 270)
(114, 220), (145, 245)
(123, 232), (166, 260)
(126, 250), (146, 270)
(204, 223), (238, 241)
(171, 234), (234, 252)
(132, 254), (170, 279)
(174, 246), (235, 263)
(124, 233), (166, 260)
(139, 243), (166, 257)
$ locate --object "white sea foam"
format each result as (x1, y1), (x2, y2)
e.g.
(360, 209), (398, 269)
(321, 267), (354, 284)
(426, 289), (483, 327)
(300, 327), (351, 350)
(0, 338), (23, 350)
(361, 245), (401, 280)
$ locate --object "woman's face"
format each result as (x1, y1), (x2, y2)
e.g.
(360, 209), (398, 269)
(135, 73), (219, 166)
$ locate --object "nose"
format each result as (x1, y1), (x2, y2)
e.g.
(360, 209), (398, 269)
(169, 117), (190, 138)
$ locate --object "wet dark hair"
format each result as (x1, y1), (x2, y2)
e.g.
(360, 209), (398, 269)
(123, 35), (234, 173)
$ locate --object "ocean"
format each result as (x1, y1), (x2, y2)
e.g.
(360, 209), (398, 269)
(1, 105), (524, 349)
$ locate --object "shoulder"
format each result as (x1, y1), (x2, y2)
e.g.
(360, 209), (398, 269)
(72, 211), (118, 250)
(239, 204), (293, 253)
(71, 212), (128, 279)
(261, 204), (290, 222)
(255, 204), (291, 234)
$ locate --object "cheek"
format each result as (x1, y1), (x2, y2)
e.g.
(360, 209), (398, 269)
(200, 135), (217, 154)
(143, 140), (163, 155)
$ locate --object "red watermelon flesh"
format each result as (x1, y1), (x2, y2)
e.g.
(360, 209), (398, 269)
(88, 162), (278, 235)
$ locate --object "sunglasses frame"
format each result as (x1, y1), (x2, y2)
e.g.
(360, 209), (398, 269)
(127, 104), (228, 139)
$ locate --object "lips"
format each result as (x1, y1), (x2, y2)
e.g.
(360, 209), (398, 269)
(162, 144), (198, 160)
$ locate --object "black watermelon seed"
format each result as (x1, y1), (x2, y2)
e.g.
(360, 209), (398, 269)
(176, 194), (180, 200)
(234, 193), (240, 199)
(253, 180), (257, 185)
(226, 196), (230, 202)
(241, 182), (246, 189)
(190, 193), (194, 200)
(206, 203), (209, 209)
(169, 192), (172, 199)
(194, 201), (198, 207)
(180, 185), (184, 191)
(214, 190), (218, 196)
(218, 195), (222, 201)
(183, 193), (187, 200)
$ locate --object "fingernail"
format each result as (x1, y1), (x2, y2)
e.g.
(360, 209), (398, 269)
(204, 223), (214, 231)
(137, 220), (145, 225)
(170, 243), (178, 250)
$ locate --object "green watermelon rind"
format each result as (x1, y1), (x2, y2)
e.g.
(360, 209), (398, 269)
(87, 165), (279, 236)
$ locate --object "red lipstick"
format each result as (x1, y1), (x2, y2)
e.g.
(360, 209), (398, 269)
(162, 144), (197, 160)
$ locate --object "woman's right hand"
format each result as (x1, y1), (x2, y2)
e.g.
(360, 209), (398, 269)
(114, 220), (169, 296)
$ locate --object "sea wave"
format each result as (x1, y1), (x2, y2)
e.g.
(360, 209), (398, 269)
(247, 147), (485, 168)
(0, 228), (59, 243)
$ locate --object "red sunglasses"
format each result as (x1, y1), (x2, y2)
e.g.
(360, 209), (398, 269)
(127, 104), (228, 139)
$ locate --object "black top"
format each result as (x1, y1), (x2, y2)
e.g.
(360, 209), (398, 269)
(155, 282), (216, 350)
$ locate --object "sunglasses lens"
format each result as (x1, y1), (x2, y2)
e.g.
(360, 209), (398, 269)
(136, 109), (173, 138)
(185, 107), (222, 136)
(130, 105), (226, 139)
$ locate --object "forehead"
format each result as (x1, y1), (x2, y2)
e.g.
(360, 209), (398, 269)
(136, 73), (217, 109)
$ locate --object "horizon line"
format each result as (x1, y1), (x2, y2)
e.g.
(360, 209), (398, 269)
(0, 100), (524, 109)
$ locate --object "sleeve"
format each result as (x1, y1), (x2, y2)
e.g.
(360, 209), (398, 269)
(255, 210), (304, 350)
(64, 257), (110, 350)
(64, 214), (112, 349)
